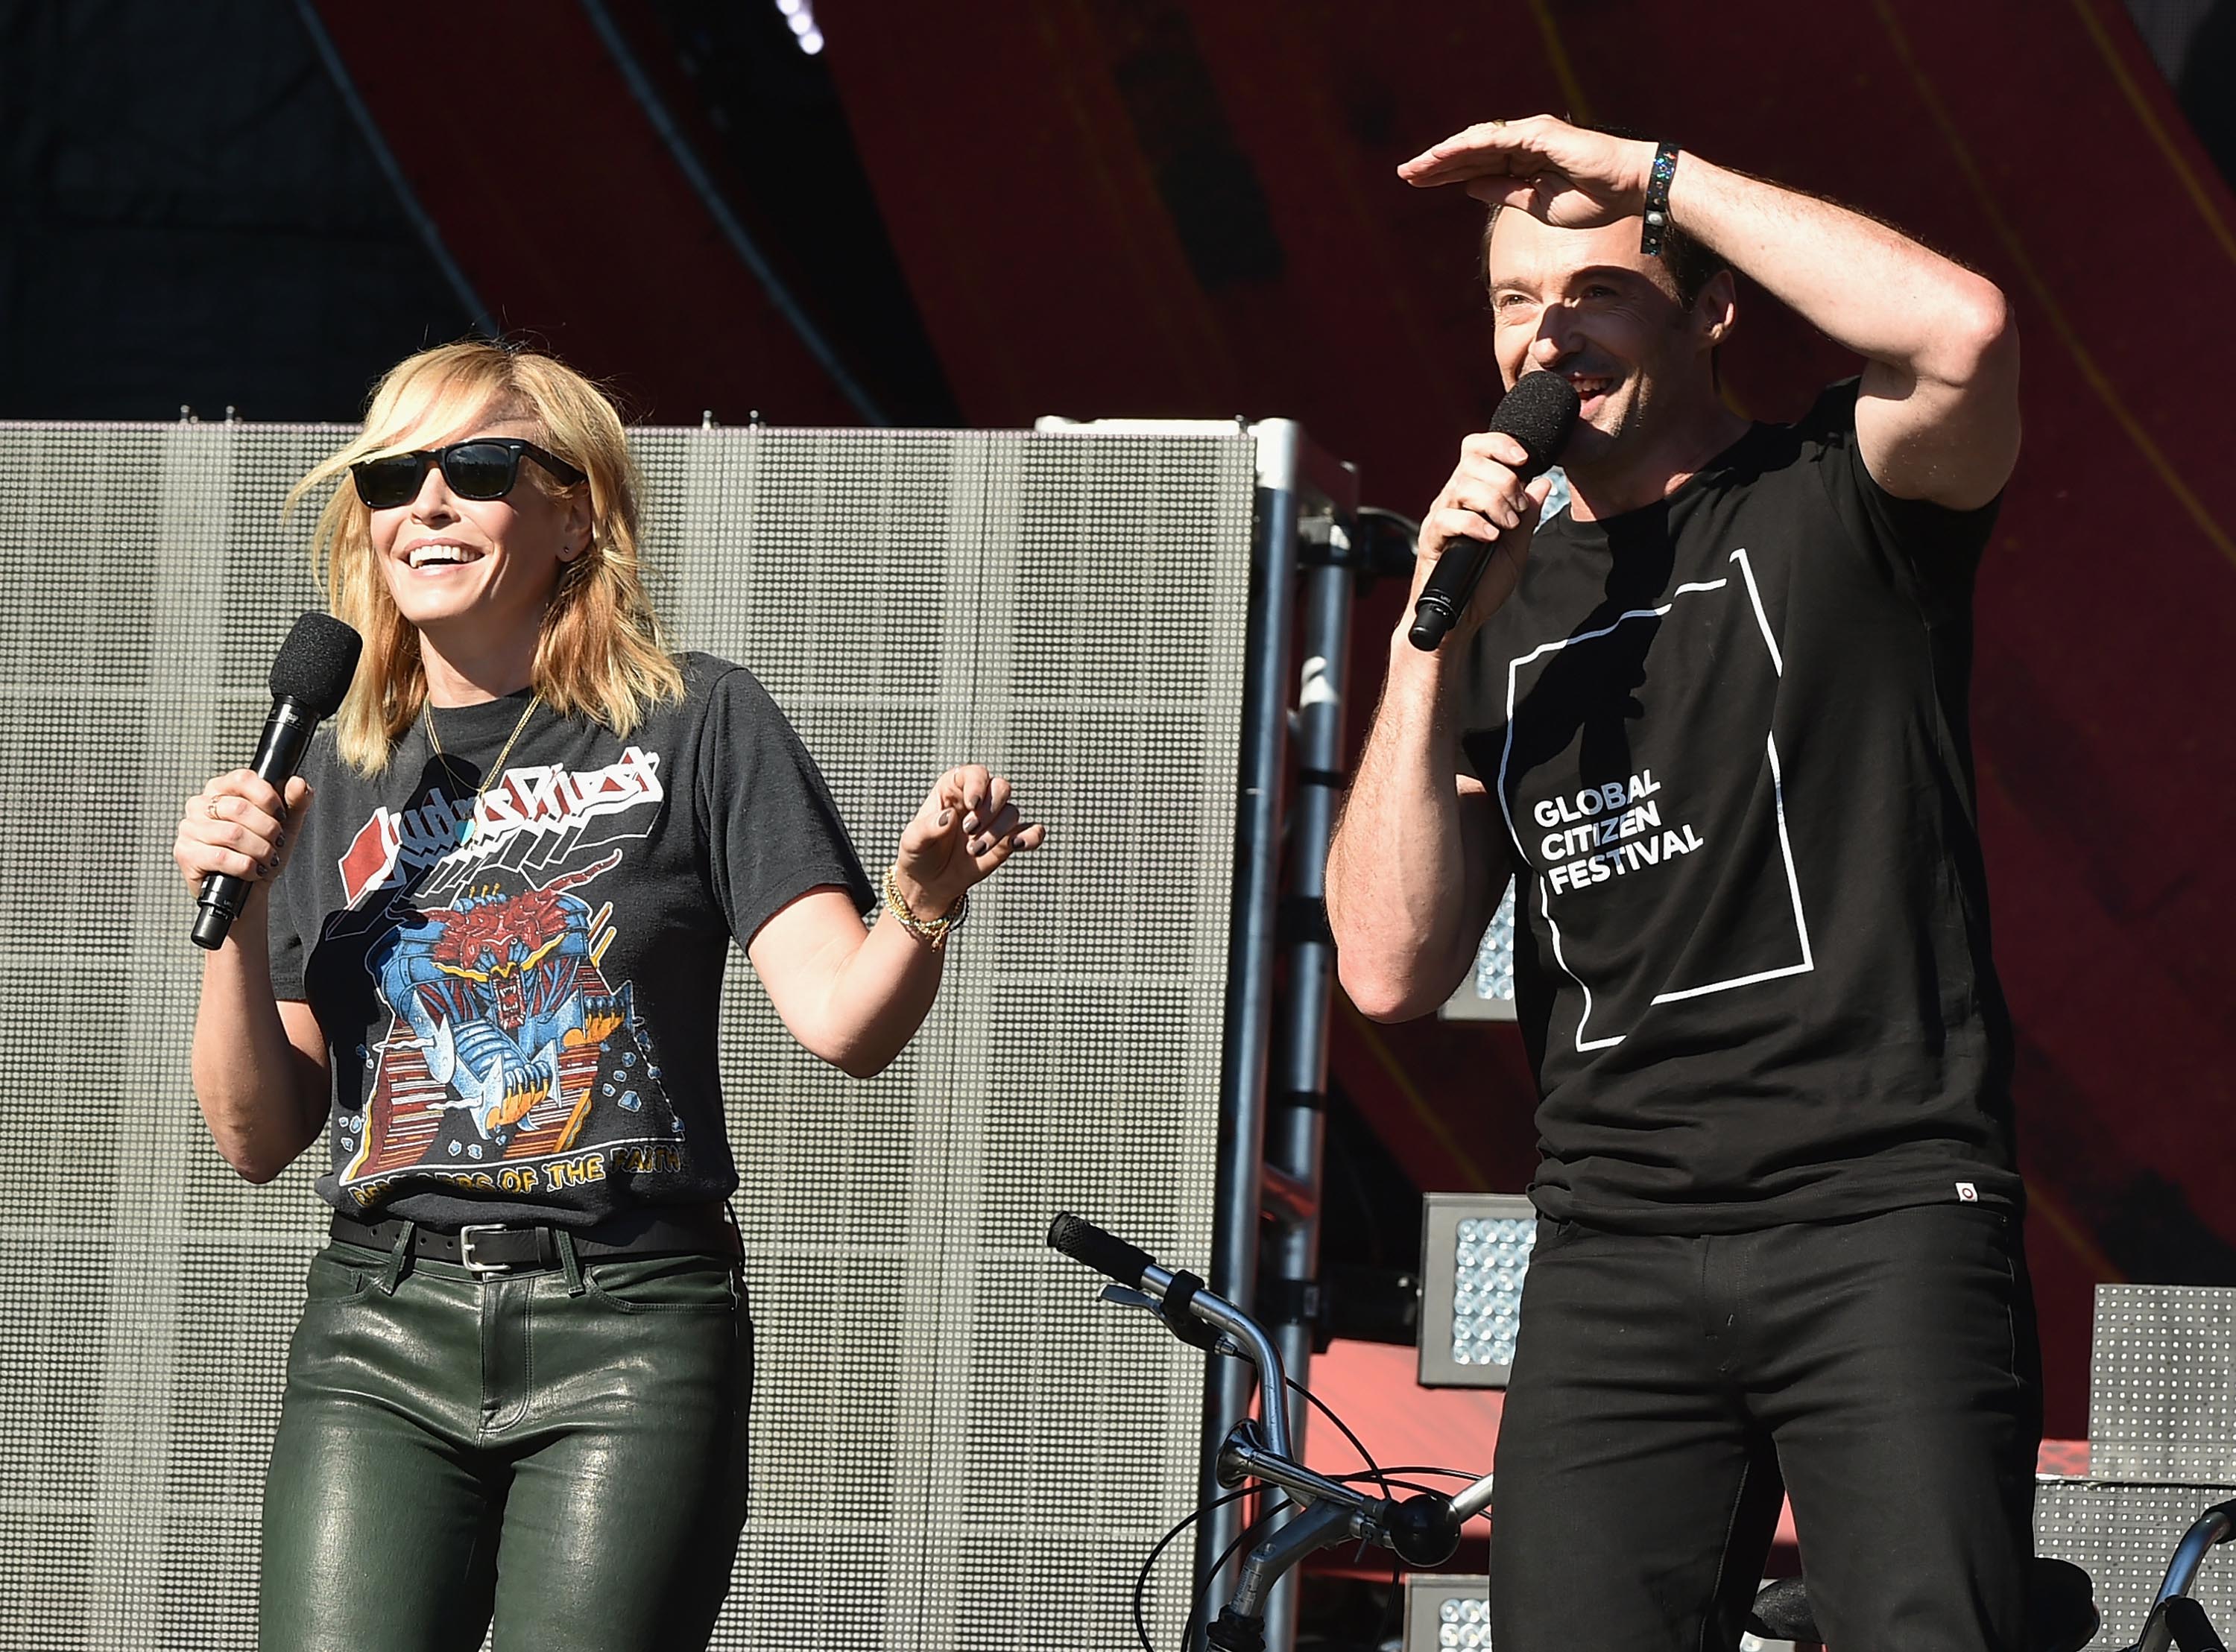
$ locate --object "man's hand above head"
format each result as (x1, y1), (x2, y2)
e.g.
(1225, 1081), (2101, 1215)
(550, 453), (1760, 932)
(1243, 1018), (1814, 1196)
(1400, 115), (1655, 230)
(1405, 114), (2018, 512)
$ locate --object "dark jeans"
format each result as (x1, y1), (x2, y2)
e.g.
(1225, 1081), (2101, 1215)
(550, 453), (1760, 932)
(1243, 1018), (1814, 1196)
(1491, 1203), (2041, 1652)
(260, 1237), (754, 1652)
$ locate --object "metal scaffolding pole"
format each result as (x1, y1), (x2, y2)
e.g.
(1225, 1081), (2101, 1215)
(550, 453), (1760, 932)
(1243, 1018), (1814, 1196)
(1200, 420), (1359, 1651)
(1260, 481), (1357, 1652)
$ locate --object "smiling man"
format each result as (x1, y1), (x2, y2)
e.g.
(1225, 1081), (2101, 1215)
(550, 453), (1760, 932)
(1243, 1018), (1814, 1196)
(1327, 118), (2036, 1651)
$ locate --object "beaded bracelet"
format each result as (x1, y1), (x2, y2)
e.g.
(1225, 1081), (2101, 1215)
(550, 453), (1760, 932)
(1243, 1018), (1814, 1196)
(883, 863), (969, 948)
(1640, 141), (1680, 257)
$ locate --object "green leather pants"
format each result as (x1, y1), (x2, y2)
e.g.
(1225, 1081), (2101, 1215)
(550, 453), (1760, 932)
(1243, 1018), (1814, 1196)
(259, 1235), (752, 1652)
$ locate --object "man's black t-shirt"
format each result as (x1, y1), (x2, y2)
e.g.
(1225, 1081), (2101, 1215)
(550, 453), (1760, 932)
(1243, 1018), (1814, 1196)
(1460, 382), (2018, 1231)
(268, 651), (874, 1229)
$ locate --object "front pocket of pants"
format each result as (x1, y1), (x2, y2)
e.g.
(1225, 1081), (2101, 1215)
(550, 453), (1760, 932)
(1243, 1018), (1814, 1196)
(1529, 1216), (1585, 1259)
(583, 1255), (739, 1314)
(300, 1247), (375, 1306)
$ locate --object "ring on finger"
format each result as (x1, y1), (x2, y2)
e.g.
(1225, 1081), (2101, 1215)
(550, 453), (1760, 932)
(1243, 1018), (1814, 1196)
(206, 797), (221, 820)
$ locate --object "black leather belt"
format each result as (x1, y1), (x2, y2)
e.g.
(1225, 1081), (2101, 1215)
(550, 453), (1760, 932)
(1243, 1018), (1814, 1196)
(329, 1204), (739, 1276)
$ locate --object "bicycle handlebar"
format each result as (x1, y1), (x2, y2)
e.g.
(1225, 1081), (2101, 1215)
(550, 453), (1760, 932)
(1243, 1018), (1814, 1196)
(1045, 1212), (1298, 1460)
(1046, 1212), (1154, 1289)
(1046, 1209), (1466, 1636)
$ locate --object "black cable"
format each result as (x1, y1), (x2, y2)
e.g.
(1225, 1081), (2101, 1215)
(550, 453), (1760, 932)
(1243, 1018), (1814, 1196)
(1337, 1475), (1452, 1497)
(1354, 505), (1429, 580)
(1335, 1463), (1485, 1483)
(1357, 504), (1424, 539)
(292, 0), (496, 337)
(1130, 1408), (1485, 1652)
(1284, 1376), (1393, 1504)
(1175, 1473), (1476, 1652)
(1185, 1496), (1290, 1652)
(1283, 1375), (1399, 1592)
(1131, 1488), (1254, 1652)
(1322, 1460), (1488, 1651)
(1122, 1359), (1395, 1648)
(1204, 1382), (1484, 1650)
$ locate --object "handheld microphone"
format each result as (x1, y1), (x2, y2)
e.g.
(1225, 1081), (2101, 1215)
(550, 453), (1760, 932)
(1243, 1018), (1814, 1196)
(191, 613), (363, 951)
(1407, 372), (1580, 651)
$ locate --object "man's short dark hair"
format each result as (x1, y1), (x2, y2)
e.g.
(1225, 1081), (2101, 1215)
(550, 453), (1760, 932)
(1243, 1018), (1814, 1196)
(1476, 123), (1728, 311)
(1477, 203), (1728, 311)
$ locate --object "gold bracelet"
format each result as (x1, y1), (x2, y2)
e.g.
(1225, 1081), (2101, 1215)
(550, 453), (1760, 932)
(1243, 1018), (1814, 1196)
(883, 864), (968, 948)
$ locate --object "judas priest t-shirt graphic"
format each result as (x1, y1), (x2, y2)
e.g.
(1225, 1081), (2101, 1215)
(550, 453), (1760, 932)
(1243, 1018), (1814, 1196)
(338, 763), (665, 1203)
(268, 655), (874, 1229)
(1459, 383), (2021, 1232)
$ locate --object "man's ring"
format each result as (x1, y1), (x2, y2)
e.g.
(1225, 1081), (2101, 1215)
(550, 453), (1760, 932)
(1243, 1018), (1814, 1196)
(206, 797), (221, 820)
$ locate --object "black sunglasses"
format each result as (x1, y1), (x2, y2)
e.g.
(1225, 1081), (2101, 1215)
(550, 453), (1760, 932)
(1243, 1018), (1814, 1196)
(350, 438), (587, 511)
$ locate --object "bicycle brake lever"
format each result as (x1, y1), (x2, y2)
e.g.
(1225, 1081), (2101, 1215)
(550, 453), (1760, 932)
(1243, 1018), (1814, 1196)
(1096, 1286), (1248, 1357)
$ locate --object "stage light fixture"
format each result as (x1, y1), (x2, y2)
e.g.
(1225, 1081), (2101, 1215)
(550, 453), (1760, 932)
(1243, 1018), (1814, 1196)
(1418, 1192), (1538, 1387)
(1403, 1575), (1492, 1651)
(1404, 1572), (1798, 1651)
(1441, 879), (1517, 1020)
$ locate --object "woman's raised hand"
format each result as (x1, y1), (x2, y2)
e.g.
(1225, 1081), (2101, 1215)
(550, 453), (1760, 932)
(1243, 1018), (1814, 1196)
(891, 764), (1046, 917)
(173, 770), (313, 900)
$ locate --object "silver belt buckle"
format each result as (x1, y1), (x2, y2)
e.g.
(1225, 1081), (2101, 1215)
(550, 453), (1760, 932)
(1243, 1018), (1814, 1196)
(457, 1223), (517, 1276)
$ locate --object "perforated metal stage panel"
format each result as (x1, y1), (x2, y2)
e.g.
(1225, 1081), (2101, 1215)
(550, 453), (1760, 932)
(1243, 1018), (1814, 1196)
(0, 420), (1254, 1648)
(2036, 1286), (2236, 1648)
(2089, 1285), (2236, 1484)
(2036, 1481), (2236, 1649)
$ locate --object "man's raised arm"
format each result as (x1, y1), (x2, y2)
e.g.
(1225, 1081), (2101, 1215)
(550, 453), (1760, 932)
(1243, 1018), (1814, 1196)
(1401, 117), (2020, 510)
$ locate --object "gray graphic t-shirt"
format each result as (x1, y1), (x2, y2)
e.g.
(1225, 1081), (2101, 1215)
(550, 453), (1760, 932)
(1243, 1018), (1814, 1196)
(268, 652), (873, 1229)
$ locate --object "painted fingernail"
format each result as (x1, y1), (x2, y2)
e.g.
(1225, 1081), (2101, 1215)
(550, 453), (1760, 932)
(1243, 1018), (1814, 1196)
(962, 814), (979, 833)
(938, 809), (953, 827)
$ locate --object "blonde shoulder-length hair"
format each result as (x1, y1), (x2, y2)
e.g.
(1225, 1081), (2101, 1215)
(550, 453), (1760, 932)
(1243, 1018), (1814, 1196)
(290, 341), (685, 774)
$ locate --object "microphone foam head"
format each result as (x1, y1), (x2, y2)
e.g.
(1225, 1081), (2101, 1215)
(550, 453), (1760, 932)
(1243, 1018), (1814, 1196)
(269, 612), (364, 718)
(1489, 371), (1582, 472)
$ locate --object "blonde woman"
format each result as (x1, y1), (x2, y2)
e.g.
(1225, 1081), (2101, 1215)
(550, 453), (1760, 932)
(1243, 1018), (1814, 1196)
(171, 342), (1041, 1649)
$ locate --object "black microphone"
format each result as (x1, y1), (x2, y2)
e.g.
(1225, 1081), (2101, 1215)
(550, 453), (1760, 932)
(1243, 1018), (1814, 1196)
(1407, 372), (1581, 651)
(191, 613), (363, 951)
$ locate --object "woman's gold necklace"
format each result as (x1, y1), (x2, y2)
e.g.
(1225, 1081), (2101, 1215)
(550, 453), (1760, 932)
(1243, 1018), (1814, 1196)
(424, 692), (542, 844)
